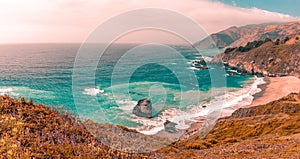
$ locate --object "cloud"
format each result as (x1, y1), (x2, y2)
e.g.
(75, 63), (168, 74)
(0, 0), (298, 43)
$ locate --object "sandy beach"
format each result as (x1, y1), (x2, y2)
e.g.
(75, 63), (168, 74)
(248, 76), (300, 107)
(176, 76), (300, 141)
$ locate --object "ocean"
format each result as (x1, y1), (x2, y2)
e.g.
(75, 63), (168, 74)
(0, 43), (263, 135)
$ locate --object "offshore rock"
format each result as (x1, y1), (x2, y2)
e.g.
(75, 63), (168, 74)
(132, 99), (152, 118)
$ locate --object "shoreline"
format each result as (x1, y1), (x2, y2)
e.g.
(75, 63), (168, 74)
(248, 76), (300, 107)
(175, 76), (300, 141)
(158, 76), (266, 140)
(252, 77), (270, 100)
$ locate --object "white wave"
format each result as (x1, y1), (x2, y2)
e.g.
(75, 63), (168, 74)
(187, 67), (197, 70)
(208, 76), (265, 117)
(0, 87), (19, 96)
(228, 69), (238, 73)
(0, 87), (12, 94)
(202, 56), (213, 62)
(132, 108), (187, 135)
(227, 69), (242, 74)
(83, 87), (104, 96)
(0, 86), (55, 99)
(127, 76), (265, 135)
(116, 100), (137, 114)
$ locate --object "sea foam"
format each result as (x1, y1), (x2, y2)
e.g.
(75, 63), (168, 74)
(0, 87), (20, 96)
(123, 77), (265, 135)
(83, 87), (104, 96)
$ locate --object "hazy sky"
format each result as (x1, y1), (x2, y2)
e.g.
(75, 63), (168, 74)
(217, 0), (300, 17)
(0, 0), (299, 44)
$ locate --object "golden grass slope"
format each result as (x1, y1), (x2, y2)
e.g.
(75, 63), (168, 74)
(153, 93), (300, 158)
(1, 92), (300, 158)
(0, 95), (150, 159)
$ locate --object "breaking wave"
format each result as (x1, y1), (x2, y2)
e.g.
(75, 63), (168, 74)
(118, 77), (265, 135)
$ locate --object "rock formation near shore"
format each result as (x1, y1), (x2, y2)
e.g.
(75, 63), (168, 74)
(164, 120), (177, 133)
(195, 21), (300, 49)
(133, 99), (153, 118)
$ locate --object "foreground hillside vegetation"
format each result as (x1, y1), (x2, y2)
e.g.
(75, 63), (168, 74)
(0, 95), (150, 158)
(1, 92), (300, 158)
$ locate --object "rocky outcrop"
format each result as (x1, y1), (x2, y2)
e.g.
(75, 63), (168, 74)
(195, 21), (300, 49)
(164, 120), (177, 133)
(223, 38), (272, 54)
(132, 99), (152, 118)
(213, 34), (300, 78)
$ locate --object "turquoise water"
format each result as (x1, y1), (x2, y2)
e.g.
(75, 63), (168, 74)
(0, 43), (252, 132)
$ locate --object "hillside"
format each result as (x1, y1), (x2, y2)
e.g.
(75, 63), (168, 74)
(152, 93), (300, 158)
(195, 21), (300, 49)
(213, 34), (300, 78)
(2, 92), (300, 158)
(0, 95), (150, 158)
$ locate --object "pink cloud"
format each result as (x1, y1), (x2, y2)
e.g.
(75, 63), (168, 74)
(0, 0), (298, 43)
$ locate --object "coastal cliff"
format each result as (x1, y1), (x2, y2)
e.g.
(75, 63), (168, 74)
(195, 21), (300, 49)
(212, 34), (300, 78)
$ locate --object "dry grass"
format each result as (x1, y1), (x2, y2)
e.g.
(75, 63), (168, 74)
(2, 93), (300, 158)
(152, 93), (300, 158)
(0, 95), (150, 159)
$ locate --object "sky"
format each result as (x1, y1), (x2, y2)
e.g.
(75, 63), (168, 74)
(217, 0), (300, 17)
(0, 0), (299, 44)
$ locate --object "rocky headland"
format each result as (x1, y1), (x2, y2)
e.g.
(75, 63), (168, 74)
(212, 33), (300, 78)
(196, 21), (300, 49)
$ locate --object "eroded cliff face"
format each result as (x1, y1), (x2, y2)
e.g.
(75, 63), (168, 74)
(213, 34), (300, 78)
(152, 93), (300, 158)
(196, 21), (300, 49)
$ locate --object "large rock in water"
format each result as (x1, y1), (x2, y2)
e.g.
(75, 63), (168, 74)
(132, 99), (152, 118)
